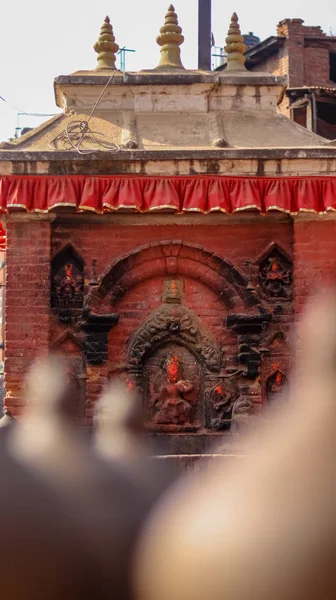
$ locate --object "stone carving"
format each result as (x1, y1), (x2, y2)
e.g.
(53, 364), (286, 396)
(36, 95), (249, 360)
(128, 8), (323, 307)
(231, 390), (256, 433)
(266, 370), (287, 403)
(155, 4), (185, 70)
(208, 382), (236, 430)
(94, 16), (119, 70)
(128, 304), (222, 371)
(162, 279), (183, 304)
(224, 12), (247, 72)
(258, 247), (293, 301)
(149, 355), (193, 425)
(145, 345), (200, 432)
(51, 245), (84, 321)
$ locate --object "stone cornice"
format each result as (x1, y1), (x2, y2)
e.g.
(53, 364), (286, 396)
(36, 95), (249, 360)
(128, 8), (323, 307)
(0, 147), (335, 163)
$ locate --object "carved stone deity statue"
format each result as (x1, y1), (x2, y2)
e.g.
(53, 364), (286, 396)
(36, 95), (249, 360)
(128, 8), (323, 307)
(150, 355), (194, 425)
(231, 390), (256, 434)
(259, 253), (292, 300)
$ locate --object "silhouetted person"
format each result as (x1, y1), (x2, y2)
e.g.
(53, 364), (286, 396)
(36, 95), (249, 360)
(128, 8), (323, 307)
(0, 431), (98, 599)
(94, 381), (178, 504)
(8, 357), (157, 600)
(135, 291), (336, 600)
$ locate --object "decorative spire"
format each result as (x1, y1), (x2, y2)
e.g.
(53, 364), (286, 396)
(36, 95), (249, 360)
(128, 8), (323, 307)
(155, 4), (184, 69)
(224, 12), (247, 71)
(94, 16), (119, 70)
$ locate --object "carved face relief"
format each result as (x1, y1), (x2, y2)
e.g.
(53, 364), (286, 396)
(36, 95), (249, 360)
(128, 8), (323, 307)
(144, 345), (200, 432)
(258, 249), (293, 301)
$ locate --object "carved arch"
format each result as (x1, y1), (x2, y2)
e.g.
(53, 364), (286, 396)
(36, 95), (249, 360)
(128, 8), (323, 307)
(51, 243), (84, 271)
(86, 241), (261, 312)
(127, 304), (222, 371)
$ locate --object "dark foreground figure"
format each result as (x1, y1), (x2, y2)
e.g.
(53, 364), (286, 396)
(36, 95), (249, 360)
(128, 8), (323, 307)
(0, 359), (176, 600)
(1, 292), (336, 599)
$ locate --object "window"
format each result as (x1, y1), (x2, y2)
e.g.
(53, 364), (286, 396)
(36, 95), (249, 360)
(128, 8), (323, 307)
(329, 52), (336, 83)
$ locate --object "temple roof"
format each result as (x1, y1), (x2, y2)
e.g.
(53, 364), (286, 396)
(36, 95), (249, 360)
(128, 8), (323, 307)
(0, 9), (332, 161)
(0, 70), (328, 156)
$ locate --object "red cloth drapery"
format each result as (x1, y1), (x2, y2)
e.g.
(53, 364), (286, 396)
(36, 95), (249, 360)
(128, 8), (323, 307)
(0, 174), (336, 249)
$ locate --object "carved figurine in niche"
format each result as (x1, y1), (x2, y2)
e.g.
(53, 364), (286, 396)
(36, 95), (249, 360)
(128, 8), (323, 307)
(54, 263), (83, 308)
(209, 383), (236, 430)
(51, 245), (84, 317)
(266, 370), (287, 403)
(150, 355), (194, 425)
(258, 248), (292, 301)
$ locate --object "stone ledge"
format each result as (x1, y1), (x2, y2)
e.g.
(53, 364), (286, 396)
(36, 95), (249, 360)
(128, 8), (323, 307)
(0, 147), (334, 163)
(54, 71), (286, 87)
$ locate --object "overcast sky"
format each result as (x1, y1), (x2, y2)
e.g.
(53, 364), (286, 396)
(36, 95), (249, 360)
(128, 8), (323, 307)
(0, 0), (335, 141)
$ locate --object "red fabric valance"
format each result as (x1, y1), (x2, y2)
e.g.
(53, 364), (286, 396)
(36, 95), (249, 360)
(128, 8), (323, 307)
(0, 174), (336, 250)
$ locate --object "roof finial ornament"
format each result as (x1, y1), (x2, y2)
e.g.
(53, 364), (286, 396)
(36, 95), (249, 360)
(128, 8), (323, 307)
(224, 12), (247, 71)
(94, 15), (119, 70)
(155, 4), (185, 70)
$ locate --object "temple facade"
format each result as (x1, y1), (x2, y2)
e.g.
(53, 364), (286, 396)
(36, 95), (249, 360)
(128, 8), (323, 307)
(1, 8), (336, 458)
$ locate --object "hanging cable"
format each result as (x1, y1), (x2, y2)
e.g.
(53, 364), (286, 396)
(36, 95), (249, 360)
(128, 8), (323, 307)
(49, 70), (121, 154)
(0, 95), (55, 117)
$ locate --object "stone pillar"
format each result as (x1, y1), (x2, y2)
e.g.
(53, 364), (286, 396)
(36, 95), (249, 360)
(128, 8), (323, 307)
(4, 215), (54, 415)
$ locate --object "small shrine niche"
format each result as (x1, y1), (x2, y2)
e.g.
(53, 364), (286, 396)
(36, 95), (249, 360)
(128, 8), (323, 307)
(126, 279), (223, 435)
(258, 245), (293, 301)
(145, 346), (200, 432)
(162, 279), (184, 303)
(266, 370), (287, 403)
(207, 380), (237, 430)
(51, 245), (84, 320)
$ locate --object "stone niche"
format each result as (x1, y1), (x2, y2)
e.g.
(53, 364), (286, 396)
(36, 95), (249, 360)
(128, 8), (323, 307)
(86, 240), (294, 453)
(145, 345), (201, 433)
(124, 279), (237, 454)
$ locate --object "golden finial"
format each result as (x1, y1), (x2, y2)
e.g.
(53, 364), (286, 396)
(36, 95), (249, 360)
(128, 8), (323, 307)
(224, 12), (247, 71)
(155, 4), (185, 70)
(94, 16), (119, 70)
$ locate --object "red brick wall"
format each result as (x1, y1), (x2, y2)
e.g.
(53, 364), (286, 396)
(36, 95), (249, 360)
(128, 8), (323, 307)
(250, 19), (336, 88)
(47, 219), (293, 421)
(294, 219), (336, 314)
(5, 213), (336, 429)
(3, 217), (297, 422)
(304, 46), (330, 86)
(5, 220), (52, 415)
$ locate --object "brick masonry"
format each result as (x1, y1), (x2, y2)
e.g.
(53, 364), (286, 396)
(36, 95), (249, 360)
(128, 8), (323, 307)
(250, 19), (336, 116)
(5, 219), (52, 415)
(4, 215), (298, 430)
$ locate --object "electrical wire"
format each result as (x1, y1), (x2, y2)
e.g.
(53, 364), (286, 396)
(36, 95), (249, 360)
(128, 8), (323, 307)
(49, 70), (121, 154)
(0, 95), (55, 117)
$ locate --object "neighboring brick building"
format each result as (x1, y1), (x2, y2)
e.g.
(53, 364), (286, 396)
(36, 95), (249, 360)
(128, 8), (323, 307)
(0, 9), (335, 462)
(218, 18), (336, 140)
